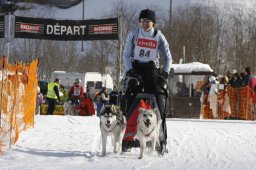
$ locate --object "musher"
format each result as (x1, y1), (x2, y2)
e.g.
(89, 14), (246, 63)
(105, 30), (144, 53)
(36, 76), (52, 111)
(122, 8), (173, 154)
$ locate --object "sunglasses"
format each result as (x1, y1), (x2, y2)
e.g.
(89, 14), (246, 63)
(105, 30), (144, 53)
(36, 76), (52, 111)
(139, 19), (152, 23)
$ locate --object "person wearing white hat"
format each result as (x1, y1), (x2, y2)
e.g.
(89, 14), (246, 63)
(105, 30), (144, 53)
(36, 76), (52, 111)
(208, 76), (219, 118)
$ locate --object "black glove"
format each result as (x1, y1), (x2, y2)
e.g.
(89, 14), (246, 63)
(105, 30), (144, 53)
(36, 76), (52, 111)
(126, 69), (135, 77)
(161, 71), (169, 79)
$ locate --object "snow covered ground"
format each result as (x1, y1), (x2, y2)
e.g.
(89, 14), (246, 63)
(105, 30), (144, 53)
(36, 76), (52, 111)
(0, 115), (256, 170)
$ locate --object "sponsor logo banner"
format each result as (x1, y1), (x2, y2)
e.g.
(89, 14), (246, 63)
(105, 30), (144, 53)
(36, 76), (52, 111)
(137, 38), (157, 49)
(15, 16), (118, 41)
(0, 15), (4, 38)
(41, 104), (64, 115)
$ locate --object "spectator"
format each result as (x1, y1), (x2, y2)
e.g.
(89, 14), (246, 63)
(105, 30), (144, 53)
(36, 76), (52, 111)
(208, 76), (219, 118)
(227, 70), (235, 87)
(68, 78), (84, 105)
(95, 87), (109, 116)
(46, 78), (61, 115)
(200, 76), (211, 95)
(219, 76), (229, 88)
(249, 76), (256, 120)
(77, 93), (95, 116)
(254, 85), (256, 119)
(36, 86), (43, 115)
(100, 87), (110, 104)
(109, 85), (119, 105)
(232, 72), (243, 88)
(85, 82), (93, 99)
(59, 84), (68, 103)
(199, 78), (210, 119)
(219, 76), (231, 117)
(243, 67), (252, 86)
(240, 72), (246, 86)
(226, 70), (232, 81)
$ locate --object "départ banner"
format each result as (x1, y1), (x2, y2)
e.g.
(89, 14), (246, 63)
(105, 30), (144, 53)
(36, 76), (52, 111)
(14, 16), (118, 41)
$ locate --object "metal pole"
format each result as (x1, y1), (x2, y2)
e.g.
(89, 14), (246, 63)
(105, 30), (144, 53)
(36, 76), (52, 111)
(120, 12), (123, 83)
(81, 0), (85, 52)
(7, 13), (11, 60)
(189, 75), (192, 97)
(117, 12), (123, 87)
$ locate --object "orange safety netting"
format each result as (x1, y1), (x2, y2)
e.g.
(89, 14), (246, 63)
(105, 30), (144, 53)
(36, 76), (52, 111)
(0, 56), (38, 154)
(203, 85), (254, 120)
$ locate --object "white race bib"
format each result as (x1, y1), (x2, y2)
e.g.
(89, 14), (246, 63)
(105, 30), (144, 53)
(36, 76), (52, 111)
(134, 29), (159, 62)
(74, 86), (80, 96)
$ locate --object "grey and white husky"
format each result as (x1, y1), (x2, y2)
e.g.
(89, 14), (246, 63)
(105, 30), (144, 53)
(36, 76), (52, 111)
(134, 107), (162, 159)
(100, 105), (127, 156)
(63, 101), (78, 116)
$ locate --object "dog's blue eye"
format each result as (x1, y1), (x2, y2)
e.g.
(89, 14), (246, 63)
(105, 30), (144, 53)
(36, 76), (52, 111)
(143, 114), (147, 117)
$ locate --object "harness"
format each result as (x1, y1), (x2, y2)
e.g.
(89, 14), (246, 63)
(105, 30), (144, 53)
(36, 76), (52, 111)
(140, 127), (155, 137)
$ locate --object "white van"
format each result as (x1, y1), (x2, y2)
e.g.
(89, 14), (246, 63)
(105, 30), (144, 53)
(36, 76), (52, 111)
(84, 72), (103, 97)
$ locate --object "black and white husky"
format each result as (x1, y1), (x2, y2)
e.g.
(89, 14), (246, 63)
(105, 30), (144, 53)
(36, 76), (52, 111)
(134, 107), (162, 159)
(100, 105), (127, 156)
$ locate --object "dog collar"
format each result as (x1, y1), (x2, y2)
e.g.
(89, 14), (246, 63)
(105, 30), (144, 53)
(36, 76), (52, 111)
(140, 127), (154, 137)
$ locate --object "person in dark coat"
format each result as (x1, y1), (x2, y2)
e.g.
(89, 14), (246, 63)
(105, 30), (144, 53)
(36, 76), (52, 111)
(233, 73), (243, 88)
(109, 85), (119, 105)
(243, 67), (252, 86)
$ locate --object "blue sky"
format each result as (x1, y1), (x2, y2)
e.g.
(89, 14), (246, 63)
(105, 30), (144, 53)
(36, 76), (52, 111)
(54, 0), (189, 19)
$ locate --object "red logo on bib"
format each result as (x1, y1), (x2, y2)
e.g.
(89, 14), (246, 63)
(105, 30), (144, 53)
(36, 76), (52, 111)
(137, 38), (157, 49)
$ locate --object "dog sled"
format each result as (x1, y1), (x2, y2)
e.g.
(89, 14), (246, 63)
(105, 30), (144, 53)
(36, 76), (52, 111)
(119, 76), (169, 155)
(64, 96), (95, 116)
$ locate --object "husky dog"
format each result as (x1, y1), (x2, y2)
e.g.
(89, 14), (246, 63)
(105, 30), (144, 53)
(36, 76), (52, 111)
(100, 105), (127, 156)
(135, 107), (162, 159)
(63, 101), (78, 116)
